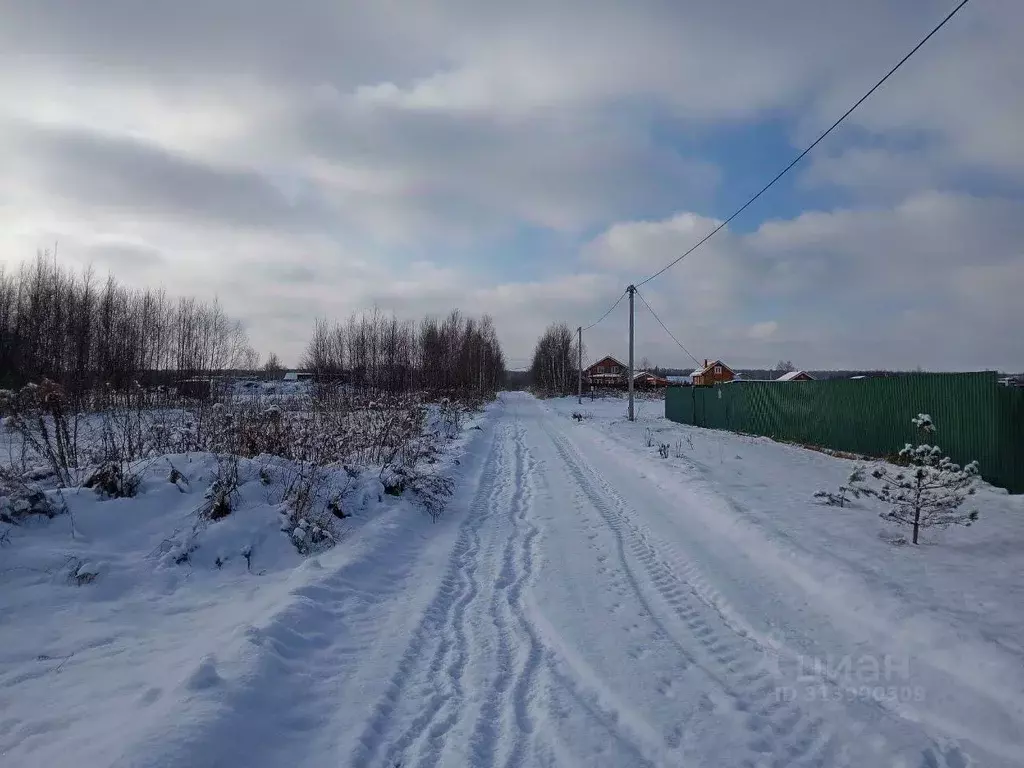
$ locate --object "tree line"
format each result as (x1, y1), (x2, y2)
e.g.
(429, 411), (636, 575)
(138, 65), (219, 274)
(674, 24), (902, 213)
(530, 322), (581, 396)
(1, 252), (508, 402)
(0, 253), (256, 397)
(301, 309), (506, 397)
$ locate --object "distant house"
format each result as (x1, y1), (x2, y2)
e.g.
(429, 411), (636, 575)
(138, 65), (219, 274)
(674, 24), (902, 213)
(776, 370), (815, 382)
(633, 371), (670, 389)
(690, 359), (735, 387)
(584, 356), (627, 388)
(283, 371), (314, 382)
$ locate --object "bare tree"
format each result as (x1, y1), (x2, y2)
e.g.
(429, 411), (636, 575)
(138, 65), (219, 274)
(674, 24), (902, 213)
(0, 252), (255, 399)
(296, 309), (505, 400)
(530, 322), (578, 396)
(263, 352), (285, 372)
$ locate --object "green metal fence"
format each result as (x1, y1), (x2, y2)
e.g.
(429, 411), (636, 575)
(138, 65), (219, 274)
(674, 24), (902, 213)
(665, 372), (1024, 493)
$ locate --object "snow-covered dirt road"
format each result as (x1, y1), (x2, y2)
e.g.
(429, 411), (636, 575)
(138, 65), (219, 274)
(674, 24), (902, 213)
(3, 392), (1022, 767)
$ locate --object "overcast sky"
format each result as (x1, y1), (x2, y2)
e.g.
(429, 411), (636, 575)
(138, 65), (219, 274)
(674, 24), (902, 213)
(1, 0), (1021, 371)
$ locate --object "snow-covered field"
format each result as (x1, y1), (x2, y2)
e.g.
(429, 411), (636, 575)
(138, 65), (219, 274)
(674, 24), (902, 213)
(2, 392), (1022, 767)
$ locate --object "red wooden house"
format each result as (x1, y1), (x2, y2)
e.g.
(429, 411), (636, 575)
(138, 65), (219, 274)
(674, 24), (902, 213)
(690, 359), (735, 386)
(584, 356), (627, 387)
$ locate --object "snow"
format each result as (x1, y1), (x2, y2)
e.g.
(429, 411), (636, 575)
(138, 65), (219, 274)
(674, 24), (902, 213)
(2, 393), (1022, 767)
(776, 370), (813, 381)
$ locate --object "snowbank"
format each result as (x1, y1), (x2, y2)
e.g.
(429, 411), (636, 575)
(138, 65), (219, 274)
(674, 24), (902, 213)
(0, 400), (492, 767)
(545, 396), (1024, 763)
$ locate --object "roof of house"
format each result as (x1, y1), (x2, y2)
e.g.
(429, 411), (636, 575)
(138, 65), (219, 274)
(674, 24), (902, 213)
(691, 360), (734, 377)
(586, 356), (626, 370)
(776, 370), (814, 381)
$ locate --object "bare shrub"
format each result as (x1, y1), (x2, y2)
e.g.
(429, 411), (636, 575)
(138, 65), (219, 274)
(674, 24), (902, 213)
(0, 381), (83, 487)
(201, 455), (240, 521)
(83, 462), (141, 499)
(438, 398), (466, 439)
(672, 436), (693, 458)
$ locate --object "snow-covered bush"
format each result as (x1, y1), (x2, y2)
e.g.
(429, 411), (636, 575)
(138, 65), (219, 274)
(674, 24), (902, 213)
(278, 462), (345, 555)
(406, 471), (455, 523)
(1, 378), (462, 552)
(69, 559), (106, 586)
(84, 461), (141, 499)
(378, 424), (454, 522)
(0, 462), (62, 524)
(0, 380), (83, 486)
(202, 455), (240, 521)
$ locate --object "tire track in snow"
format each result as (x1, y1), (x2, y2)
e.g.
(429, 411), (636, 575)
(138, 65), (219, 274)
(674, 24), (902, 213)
(466, 421), (526, 768)
(546, 427), (842, 767)
(523, 592), (665, 768)
(354, 422), (513, 768)
(502, 420), (544, 768)
(465, 418), (545, 768)
(502, 420), (678, 767)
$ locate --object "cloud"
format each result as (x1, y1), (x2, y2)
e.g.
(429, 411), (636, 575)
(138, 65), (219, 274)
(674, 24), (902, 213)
(0, 0), (1020, 371)
(580, 192), (1024, 371)
(5, 121), (330, 232)
(748, 321), (779, 340)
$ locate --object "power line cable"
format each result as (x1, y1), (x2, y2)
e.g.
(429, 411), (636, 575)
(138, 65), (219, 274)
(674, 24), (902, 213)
(635, 288), (702, 367)
(583, 289), (628, 331)
(636, 0), (972, 288)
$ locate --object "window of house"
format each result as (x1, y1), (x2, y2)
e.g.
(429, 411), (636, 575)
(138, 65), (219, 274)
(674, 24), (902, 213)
(714, 366), (722, 374)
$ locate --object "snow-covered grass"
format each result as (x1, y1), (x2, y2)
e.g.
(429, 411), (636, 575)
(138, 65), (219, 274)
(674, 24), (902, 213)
(0, 390), (492, 766)
(545, 395), (1024, 762)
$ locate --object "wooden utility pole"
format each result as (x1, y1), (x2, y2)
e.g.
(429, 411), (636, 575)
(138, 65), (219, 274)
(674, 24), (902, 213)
(577, 326), (583, 405)
(627, 285), (636, 421)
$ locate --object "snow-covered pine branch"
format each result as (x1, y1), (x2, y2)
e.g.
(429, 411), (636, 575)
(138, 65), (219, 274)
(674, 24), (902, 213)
(814, 465), (874, 508)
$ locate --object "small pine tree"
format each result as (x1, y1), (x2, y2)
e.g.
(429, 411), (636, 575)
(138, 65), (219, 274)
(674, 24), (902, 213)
(870, 414), (979, 545)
